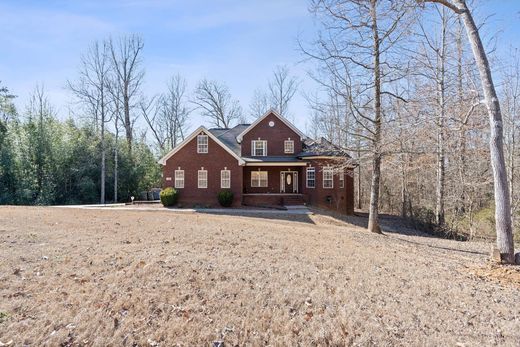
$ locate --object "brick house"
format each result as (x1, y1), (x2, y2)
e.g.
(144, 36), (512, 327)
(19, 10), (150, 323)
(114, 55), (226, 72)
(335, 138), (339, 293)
(158, 110), (355, 214)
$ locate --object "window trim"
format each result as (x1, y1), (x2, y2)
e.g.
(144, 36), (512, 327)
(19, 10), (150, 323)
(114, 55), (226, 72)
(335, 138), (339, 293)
(198, 169), (208, 188)
(251, 171), (268, 187)
(323, 167), (334, 189)
(221, 169), (231, 189)
(306, 167), (316, 188)
(197, 134), (208, 154)
(251, 140), (267, 156)
(339, 168), (345, 188)
(284, 139), (294, 154)
(174, 169), (184, 189)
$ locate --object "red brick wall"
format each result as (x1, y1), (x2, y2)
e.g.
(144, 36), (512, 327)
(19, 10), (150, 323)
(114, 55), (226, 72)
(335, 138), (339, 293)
(243, 166), (303, 194)
(301, 159), (354, 215)
(241, 112), (303, 156)
(162, 132), (243, 207)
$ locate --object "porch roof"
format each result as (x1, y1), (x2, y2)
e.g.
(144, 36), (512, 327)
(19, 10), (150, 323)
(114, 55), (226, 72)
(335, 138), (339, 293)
(242, 156), (307, 166)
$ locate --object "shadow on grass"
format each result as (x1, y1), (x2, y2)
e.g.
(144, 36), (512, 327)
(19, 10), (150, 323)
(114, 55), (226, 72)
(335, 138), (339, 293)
(196, 209), (317, 225)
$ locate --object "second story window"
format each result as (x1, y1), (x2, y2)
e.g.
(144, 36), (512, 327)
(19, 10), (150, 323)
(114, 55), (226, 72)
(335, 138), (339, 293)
(252, 140), (267, 156)
(284, 139), (294, 154)
(197, 134), (208, 153)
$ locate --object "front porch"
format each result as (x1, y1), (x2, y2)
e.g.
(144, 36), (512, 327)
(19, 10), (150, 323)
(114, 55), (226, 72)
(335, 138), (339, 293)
(242, 193), (306, 207)
(241, 163), (308, 208)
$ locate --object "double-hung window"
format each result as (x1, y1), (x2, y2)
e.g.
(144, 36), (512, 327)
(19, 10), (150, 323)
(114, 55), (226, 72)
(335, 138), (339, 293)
(221, 169), (231, 189)
(251, 140), (267, 156)
(306, 167), (316, 188)
(284, 139), (294, 154)
(198, 169), (208, 188)
(251, 171), (268, 187)
(339, 168), (345, 188)
(197, 134), (208, 153)
(174, 169), (184, 188)
(323, 167), (334, 189)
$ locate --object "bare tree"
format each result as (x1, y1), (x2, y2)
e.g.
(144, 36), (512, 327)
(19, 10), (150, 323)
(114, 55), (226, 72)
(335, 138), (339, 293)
(68, 40), (112, 204)
(268, 65), (298, 118)
(192, 79), (242, 128)
(304, 0), (413, 233)
(420, 0), (516, 263)
(109, 34), (145, 153)
(249, 88), (270, 119)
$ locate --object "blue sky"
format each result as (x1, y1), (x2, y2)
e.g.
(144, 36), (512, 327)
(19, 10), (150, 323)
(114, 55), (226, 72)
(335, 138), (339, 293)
(0, 0), (519, 133)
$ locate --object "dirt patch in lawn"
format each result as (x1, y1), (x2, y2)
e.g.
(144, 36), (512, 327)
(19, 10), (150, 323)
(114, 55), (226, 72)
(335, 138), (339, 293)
(1, 206), (519, 346)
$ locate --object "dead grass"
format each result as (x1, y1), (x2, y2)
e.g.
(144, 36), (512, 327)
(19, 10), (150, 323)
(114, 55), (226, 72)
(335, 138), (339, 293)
(1, 206), (520, 346)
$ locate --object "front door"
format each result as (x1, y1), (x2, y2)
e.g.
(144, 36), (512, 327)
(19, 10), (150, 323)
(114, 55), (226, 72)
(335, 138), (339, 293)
(281, 172), (298, 193)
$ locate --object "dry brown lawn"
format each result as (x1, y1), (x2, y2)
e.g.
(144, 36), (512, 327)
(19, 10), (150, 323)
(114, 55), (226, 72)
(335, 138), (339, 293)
(1, 206), (520, 346)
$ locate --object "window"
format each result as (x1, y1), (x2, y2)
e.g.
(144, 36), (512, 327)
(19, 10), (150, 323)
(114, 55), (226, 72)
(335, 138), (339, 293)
(251, 140), (267, 156)
(339, 168), (345, 188)
(323, 167), (334, 188)
(174, 169), (184, 188)
(198, 169), (208, 188)
(306, 167), (315, 188)
(221, 169), (231, 188)
(197, 134), (208, 153)
(284, 139), (294, 154)
(251, 171), (268, 187)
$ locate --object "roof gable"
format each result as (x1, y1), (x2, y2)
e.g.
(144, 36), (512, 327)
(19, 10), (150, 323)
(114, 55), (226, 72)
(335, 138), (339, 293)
(236, 109), (306, 143)
(158, 126), (245, 165)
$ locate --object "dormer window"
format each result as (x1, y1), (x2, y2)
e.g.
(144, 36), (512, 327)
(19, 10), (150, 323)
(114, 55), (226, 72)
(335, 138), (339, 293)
(284, 139), (294, 154)
(252, 140), (267, 156)
(197, 134), (208, 153)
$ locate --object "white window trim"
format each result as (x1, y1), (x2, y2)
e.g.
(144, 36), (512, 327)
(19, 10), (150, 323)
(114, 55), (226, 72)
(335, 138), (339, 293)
(339, 168), (345, 188)
(174, 169), (184, 188)
(251, 171), (268, 187)
(198, 169), (208, 188)
(251, 140), (267, 156)
(197, 134), (208, 154)
(284, 139), (294, 154)
(306, 167), (315, 189)
(323, 167), (334, 189)
(221, 169), (231, 189)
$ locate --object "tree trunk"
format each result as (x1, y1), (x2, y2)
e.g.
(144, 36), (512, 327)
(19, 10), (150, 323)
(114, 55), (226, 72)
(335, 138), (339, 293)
(435, 9), (447, 226)
(455, 0), (515, 262)
(114, 117), (119, 203)
(367, 0), (383, 234)
(100, 119), (106, 205)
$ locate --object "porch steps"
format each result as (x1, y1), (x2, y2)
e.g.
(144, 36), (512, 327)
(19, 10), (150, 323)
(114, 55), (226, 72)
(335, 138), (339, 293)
(282, 195), (305, 206)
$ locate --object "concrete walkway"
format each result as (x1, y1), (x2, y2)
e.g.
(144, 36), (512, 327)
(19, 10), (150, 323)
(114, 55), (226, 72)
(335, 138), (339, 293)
(53, 204), (313, 215)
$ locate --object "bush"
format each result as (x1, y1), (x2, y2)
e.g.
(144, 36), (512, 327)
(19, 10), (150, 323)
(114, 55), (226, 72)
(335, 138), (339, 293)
(160, 187), (178, 207)
(217, 190), (234, 207)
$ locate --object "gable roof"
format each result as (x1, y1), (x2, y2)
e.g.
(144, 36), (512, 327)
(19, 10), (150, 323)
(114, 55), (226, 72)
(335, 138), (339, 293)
(158, 126), (245, 166)
(235, 109), (307, 143)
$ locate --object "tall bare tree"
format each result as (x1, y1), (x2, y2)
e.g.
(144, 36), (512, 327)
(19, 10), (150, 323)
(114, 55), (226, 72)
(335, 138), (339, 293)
(304, 0), (413, 233)
(192, 79), (242, 128)
(420, 0), (516, 262)
(68, 40), (112, 204)
(109, 34), (145, 153)
(268, 65), (298, 118)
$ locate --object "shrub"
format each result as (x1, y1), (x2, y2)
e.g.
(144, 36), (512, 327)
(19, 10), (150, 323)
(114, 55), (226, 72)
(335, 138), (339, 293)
(217, 190), (234, 207)
(160, 187), (179, 207)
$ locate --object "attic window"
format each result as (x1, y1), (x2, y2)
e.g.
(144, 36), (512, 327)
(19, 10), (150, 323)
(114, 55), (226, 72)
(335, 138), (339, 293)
(197, 134), (208, 153)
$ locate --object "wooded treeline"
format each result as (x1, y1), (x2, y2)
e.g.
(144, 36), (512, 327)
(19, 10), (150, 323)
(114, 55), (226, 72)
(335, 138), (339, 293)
(304, 0), (519, 252)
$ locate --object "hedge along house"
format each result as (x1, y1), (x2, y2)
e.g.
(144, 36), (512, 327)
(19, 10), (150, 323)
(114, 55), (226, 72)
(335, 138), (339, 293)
(158, 110), (356, 214)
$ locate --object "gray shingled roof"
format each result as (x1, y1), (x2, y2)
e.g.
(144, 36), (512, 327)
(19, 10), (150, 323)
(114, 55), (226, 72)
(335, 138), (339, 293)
(208, 124), (249, 156)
